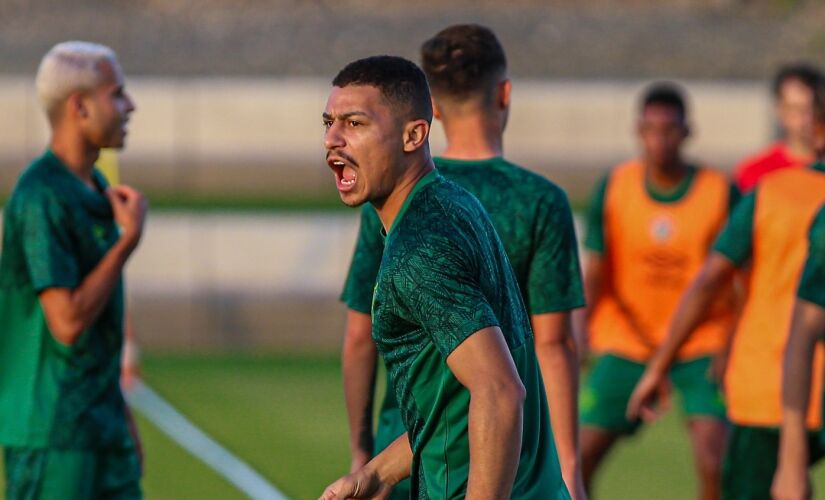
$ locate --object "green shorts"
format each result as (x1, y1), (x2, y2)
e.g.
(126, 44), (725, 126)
(580, 353), (726, 435)
(4, 446), (142, 500)
(722, 424), (825, 500)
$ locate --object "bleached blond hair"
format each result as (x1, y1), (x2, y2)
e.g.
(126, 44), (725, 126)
(35, 41), (120, 121)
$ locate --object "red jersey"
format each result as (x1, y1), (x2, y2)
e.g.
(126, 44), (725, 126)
(733, 142), (810, 192)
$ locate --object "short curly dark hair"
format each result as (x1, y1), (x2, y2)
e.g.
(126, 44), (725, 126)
(420, 24), (506, 101)
(772, 63), (822, 99)
(332, 55), (432, 123)
(639, 81), (688, 123)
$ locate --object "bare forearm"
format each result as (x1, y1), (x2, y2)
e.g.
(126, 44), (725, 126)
(466, 387), (524, 500)
(342, 335), (378, 461)
(778, 302), (824, 469)
(342, 310), (378, 467)
(365, 432), (413, 486)
(535, 340), (580, 483)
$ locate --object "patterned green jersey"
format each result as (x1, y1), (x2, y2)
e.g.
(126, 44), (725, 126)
(371, 171), (568, 499)
(799, 204), (825, 307)
(340, 157), (584, 493)
(0, 150), (131, 449)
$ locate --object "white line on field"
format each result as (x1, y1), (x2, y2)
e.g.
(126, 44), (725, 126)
(125, 378), (289, 500)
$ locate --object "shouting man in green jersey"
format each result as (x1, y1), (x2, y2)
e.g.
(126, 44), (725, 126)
(319, 56), (569, 499)
(340, 25), (585, 500)
(0, 42), (146, 499)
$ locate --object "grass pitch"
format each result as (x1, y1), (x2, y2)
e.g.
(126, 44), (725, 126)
(3, 352), (824, 499)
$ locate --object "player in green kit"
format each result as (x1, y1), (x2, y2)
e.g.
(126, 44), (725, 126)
(772, 204), (825, 500)
(340, 24), (585, 499)
(0, 41), (146, 499)
(319, 56), (569, 499)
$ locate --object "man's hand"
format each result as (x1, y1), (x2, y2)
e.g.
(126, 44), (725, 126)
(106, 185), (147, 249)
(626, 369), (671, 422)
(319, 466), (392, 500)
(771, 463), (811, 500)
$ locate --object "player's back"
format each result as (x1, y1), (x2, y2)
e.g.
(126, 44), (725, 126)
(436, 156), (582, 315)
(727, 164), (825, 428)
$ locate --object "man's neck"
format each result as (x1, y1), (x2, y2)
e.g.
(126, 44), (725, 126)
(49, 130), (100, 188)
(374, 158), (436, 232)
(783, 137), (814, 161)
(439, 113), (503, 161)
(645, 158), (689, 190)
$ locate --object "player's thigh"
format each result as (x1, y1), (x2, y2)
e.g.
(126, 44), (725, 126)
(5, 447), (96, 500)
(580, 353), (645, 436)
(670, 355), (727, 422)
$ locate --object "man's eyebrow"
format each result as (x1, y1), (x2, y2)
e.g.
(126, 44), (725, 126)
(322, 111), (369, 120)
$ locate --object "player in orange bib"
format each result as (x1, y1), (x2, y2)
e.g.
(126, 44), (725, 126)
(628, 80), (825, 500)
(578, 82), (739, 499)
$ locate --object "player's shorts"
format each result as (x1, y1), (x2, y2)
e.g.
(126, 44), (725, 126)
(580, 353), (727, 435)
(722, 424), (825, 500)
(375, 407), (411, 500)
(4, 445), (142, 500)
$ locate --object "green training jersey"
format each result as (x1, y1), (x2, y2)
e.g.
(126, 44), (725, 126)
(372, 171), (568, 499)
(799, 205), (825, 307)
(0, 150), (131, 449)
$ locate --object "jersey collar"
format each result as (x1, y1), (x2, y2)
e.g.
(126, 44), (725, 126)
(384, 169), (440, 239)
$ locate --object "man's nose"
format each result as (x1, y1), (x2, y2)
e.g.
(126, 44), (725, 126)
(324, 122), (345, 150)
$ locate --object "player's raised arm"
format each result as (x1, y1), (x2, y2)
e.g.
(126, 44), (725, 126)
(39, 185), (146, 345)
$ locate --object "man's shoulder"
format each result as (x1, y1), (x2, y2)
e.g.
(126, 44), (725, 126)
(7, 160), (62, 213)
(735, 143), (785, 172)
(390, 178), (487, 250)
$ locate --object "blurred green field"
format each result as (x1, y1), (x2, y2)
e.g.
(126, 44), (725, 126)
(3, 352), (825, 499)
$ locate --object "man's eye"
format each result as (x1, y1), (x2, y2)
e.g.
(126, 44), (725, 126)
(348, 120), (361, 127)
(323, 120), (332, 129)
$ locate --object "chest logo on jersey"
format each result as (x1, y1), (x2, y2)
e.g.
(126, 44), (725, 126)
(649, 215), (675, 242)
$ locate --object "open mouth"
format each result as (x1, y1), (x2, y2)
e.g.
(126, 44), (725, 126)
(327, 156), (357, 192)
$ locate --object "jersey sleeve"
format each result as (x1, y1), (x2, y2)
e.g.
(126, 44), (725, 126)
(798, 206), (825, 307)
(18, 188), (80, 291)
(526, 188), (585, 314)
(712, 190), (756, 266)
(728, 182), (742, 211)
(391, 230), (500, 360)
(340, 204), (385, 314)
(584, 174), (609, 254)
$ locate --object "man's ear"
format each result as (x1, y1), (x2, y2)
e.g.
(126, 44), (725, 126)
(498, 79), (512, 110)
(403, 119), (430, 153)
(66, 92), (88, 119)
(431, 97), (442, 121)
(813, 121), (825, 156)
